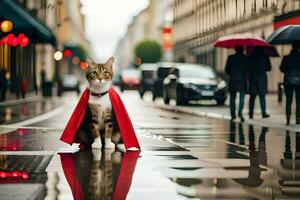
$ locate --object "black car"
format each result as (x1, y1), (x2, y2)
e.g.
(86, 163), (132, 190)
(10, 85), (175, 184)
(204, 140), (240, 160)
(138, 63), (158, 98)
(153, 62), (174, 100)
(163, 63), (227, 105)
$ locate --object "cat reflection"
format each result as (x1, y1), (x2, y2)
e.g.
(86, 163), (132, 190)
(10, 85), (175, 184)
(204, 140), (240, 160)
(72, 149), (122, 200)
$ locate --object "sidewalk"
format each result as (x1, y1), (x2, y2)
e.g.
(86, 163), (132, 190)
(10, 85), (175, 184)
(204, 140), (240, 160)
(150, 94), (300, 132)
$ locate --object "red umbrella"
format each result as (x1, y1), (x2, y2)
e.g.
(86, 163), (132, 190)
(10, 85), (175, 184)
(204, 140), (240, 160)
(214, 34), (279, 57)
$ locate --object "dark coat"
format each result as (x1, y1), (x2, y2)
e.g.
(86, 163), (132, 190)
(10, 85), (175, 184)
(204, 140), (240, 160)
(225, 52), (249, 93)
(280, 49), (300, 87)
(0, 69), (8, 91)
(248, 52), (272, 95)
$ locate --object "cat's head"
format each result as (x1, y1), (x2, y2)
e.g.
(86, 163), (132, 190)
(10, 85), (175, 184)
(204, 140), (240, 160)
(86, 57), (114, 93)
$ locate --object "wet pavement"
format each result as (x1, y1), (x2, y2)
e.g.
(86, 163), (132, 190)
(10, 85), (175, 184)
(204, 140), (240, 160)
(0, 99), (61, 125)
(0, 90), (299, 199)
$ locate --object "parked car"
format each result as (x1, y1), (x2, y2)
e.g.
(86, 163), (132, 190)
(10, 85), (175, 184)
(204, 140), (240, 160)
(138, 63), (158, 98)
(61, 74), (80, 94)
(112, 71), (122, 87)
(153, 62), (175, 100)
(163, 63), (227, 105)
(120, 68), (141, 92)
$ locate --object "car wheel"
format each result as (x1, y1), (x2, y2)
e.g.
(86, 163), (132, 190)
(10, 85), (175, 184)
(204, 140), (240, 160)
(216, 98), (226, 105)
(120, 85), (124, 92)
(152, 90), (157, 101)
(162, 89), (170, 104)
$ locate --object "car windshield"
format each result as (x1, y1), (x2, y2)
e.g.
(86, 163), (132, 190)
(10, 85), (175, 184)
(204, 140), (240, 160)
(179, 64), (216, 79)
(121, 69), (140, 78)
(63, 75), (78, 85)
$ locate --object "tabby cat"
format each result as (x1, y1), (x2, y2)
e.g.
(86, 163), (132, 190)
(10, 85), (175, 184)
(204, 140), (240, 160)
(84, 57), (119, 149)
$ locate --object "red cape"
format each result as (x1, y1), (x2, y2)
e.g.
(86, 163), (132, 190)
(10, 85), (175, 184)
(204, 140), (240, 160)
(60, 87), (140, 150)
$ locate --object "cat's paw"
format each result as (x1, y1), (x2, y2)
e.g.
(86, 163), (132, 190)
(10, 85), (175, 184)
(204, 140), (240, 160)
(104, 138), (115, 149)
(92, 137), (102, 149)
(92, 148), (101, 161)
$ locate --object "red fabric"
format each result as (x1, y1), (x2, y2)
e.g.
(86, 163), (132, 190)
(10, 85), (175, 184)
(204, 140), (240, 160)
(214, 34), (272, 48)
(274, 16), (300, 30)
(112, 150), (140, 200)
(60, 151), (140, 200)
(60, 87), (140, 150)
(60, 153), (84, 200)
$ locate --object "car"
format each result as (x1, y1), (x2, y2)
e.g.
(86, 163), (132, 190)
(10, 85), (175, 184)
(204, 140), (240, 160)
(153, 62), (175, 100)
(119, 68), (141, 92)
(61, 74), (80, 94)
(138, 63), (158, 98)
(163, 63), (227, 105)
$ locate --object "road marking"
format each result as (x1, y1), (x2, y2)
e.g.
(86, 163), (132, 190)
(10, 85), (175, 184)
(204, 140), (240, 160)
(0, 125), (63, 131)
(0, 151), (55, 155)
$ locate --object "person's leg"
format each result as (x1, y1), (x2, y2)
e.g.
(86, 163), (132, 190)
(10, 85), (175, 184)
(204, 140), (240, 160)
(259, 95), (270, 118)
(285, 86), (293, 125)
(249, 94), (256, 119)
(295, 87), (300, 124)
(229, 91), (237, 119)
(238, 91), (245, 121)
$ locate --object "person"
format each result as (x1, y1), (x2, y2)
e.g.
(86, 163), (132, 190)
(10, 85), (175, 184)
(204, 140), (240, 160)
(225, 46), (249, 121)
(248, 47), (272, 119)
(21, 78), (27, 99)
(0, 68), (8, 102)
(279, 42), (300, 125)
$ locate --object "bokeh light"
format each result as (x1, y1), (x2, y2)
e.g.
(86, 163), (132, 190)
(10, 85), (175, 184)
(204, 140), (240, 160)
(54, 51), (63, 61)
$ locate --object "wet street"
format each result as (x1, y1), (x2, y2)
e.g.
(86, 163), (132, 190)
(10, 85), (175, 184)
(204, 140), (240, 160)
(0, 90), (299, 200)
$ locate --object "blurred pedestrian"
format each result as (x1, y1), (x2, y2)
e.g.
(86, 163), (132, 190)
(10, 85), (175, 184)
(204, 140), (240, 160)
(279, 42), (300, 125)
(225, 46), (249, 121)
(248, 46), (272, 119)
(21, 78), (27, 99)
(0, 68), (8, 102)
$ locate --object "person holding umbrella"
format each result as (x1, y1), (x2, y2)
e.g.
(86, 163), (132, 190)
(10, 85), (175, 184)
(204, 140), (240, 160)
(248, 46), (272, 119)
(267, 25), (300, 125)
(279, 42), (300, 125)
(225, 46), (249, 121)
(215, 34), (277, 121)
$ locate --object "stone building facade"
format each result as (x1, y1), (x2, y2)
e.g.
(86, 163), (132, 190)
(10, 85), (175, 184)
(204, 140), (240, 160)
(173, 0), (300, 92)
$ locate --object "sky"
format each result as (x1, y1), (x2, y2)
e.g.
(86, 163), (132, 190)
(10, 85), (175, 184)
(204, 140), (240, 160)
(80, 0), (149, 62)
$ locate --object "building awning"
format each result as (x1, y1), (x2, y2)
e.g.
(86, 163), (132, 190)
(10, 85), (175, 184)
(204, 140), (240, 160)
(0, 0), (56, 45)
(274, 10), (300, 30)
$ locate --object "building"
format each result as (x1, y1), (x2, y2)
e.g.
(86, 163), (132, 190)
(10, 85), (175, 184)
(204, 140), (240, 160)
(114, 0), (173, 70)
(173, 0), (300, 92)
(0, 0), (56, 95)
(0, 0), (90, 97)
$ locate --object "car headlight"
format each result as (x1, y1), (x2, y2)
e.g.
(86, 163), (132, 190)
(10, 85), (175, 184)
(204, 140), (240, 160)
(217, 80), (227, 89)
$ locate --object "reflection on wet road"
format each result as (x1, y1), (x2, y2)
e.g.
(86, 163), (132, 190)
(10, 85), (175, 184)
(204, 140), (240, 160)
(0, 91), (299, 199)
(0, 99), (61, 124)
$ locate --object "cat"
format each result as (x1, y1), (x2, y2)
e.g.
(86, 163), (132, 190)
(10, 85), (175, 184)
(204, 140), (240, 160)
(82, 57), (120, 149)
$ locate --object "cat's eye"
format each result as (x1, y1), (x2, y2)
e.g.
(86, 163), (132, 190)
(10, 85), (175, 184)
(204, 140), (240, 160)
(103, 71), (110, 78)
(89, 71), (97, 79)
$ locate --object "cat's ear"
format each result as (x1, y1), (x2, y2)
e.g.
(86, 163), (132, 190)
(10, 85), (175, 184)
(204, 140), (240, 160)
(104, 57), (114, 68)
(86, 57), (95, 68)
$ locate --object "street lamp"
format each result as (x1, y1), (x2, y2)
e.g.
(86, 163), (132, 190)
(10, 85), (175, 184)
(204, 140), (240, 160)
(0, 20), (13, 33)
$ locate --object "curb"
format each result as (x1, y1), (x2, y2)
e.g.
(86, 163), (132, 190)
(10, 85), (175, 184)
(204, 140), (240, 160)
(151, 103), (300, 132)
(0, 96), (42, 107)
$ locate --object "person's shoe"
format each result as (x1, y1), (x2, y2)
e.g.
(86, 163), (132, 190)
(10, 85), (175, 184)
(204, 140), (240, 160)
(262, 113), (270, 118)
(249, 114), (253, 119)
(231, 116), (236, 121)
(239, 115), (245, 122)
